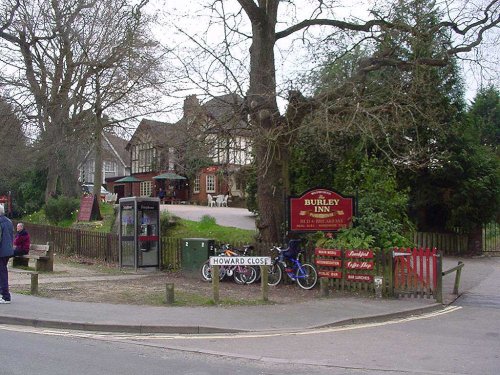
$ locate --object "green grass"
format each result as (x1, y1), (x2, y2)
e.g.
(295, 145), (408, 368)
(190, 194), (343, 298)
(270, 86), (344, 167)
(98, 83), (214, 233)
(23, 202), (255, 243)
(22, 202), (116, 232)
(165, 214), (256, 244)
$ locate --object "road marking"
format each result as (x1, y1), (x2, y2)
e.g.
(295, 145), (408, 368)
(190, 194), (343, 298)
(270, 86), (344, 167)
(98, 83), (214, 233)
(0, 306), (462, 341)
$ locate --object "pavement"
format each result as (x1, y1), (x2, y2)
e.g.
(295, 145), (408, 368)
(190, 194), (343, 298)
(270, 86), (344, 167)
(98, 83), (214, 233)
(1, 255), (498, 335)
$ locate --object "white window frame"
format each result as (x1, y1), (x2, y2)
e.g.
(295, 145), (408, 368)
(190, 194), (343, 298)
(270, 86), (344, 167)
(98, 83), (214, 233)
(206, 175), (215, 193)
(140, 181), (152, 197)
(104, 161), (117, 173)
(193, 175), (200, 193)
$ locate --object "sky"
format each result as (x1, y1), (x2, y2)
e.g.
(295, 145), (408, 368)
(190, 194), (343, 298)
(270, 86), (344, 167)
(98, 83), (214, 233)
(143, 0), (499, 124)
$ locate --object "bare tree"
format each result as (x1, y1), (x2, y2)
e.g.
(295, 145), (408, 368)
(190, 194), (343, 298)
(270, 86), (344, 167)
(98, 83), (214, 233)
(0, 95), (28, 192)
(0, 0), (168, 201)
(165, 0), (499, 242)
(74, 0), (167, 199)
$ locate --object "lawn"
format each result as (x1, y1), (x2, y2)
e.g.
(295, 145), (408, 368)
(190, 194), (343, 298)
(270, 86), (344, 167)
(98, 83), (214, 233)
(163, 213), (256, 244)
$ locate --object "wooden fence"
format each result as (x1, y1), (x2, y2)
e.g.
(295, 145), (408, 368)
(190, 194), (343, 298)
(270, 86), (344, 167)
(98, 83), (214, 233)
(21, 223), (119, 262)
(413, 232), (468, 255)
(314, 248), (393, 296)
(16, 223), (482, 300)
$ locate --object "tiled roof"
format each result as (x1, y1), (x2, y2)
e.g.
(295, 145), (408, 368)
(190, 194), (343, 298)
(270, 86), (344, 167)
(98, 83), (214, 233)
(129, 119), (184, 147)
(201, 94), (249, 134)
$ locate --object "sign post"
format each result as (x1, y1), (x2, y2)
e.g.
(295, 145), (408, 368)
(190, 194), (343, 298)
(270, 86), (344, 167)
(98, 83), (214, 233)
(209, 256), (271, 302)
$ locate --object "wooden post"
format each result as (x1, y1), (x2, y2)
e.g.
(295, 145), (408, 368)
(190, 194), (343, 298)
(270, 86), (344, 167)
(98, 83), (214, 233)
(212, 265), (220, 304)
(435, 252), (443, 304)
(320, 277), (329, 297)
(453, 261), (464, 295)
(260, 265), (269, 302)
(165, 283), (175, 305)
(30, 272), (39, 295)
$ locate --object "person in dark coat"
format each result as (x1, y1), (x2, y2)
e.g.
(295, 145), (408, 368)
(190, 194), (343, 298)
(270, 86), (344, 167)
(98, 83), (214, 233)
(158, 187), (166, 204)
(13, 222), (30, 256)
(0, 204), (14, 303)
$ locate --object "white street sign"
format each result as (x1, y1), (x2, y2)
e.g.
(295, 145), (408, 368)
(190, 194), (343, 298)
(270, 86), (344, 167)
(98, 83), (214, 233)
(209, 256), (271, 266)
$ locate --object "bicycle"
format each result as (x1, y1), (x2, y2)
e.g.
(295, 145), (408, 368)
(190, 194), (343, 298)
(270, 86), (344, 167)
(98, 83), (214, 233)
(267, 241), (318, 290)
(200, 244), (258, 284)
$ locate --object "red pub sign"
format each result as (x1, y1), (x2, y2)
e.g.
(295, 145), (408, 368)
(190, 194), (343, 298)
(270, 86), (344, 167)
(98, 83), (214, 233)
(289, 188), (354, 232)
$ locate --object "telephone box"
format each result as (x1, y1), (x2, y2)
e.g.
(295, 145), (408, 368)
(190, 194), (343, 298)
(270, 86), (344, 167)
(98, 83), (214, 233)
(119, 197), (160, 270)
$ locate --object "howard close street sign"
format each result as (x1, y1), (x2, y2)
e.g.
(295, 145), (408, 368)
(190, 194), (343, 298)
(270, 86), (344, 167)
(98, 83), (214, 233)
(209, 256), (272, 266)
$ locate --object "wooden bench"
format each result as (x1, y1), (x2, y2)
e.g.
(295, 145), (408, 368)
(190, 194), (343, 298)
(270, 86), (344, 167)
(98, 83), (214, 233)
(12, 242), (54, 272)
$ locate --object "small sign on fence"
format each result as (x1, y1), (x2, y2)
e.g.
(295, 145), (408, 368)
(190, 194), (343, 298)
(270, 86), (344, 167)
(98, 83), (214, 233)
(314, 248), (375, 282)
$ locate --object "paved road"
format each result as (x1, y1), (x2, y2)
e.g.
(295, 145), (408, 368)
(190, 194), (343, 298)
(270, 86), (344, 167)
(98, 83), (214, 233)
(161, 204), (257, 231)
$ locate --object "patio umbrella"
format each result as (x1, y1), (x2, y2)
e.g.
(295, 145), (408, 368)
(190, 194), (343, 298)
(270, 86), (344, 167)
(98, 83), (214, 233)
(152, 173), (186, 180)
(114, 176), (143, 197)
(114, 176), (144, 183)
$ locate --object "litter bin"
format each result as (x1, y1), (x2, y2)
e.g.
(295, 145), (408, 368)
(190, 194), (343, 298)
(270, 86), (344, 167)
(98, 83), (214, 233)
(181, 238), (215, 272)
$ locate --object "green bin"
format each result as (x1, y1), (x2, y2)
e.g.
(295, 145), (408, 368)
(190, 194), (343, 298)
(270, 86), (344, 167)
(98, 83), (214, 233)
(181, 238), (215, 272)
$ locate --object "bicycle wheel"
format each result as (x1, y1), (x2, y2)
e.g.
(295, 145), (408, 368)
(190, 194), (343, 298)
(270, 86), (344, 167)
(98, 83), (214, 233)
(234, 265), (257, 285)
(267, 262), (283, 286)
(295, 263), (318, 290)
(200, 261), (212, 281)
(200, 261), (225, 282)
(253, 265), (261, 281)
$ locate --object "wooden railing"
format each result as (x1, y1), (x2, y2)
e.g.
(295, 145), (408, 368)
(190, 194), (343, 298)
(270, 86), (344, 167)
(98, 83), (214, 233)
(20, 223), (119, 262)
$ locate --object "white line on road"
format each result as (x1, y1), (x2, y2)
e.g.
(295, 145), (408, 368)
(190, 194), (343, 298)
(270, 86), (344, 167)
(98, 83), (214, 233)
(0, 306), (462, 341)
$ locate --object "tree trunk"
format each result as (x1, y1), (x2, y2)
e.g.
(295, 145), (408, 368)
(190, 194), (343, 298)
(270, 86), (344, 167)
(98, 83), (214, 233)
(93, 116), (104, 209)
(467, 226), (483, 256)
(92, 76), (105, 210)
(245, 2), (288, 243)
(45, 165), (59, 202)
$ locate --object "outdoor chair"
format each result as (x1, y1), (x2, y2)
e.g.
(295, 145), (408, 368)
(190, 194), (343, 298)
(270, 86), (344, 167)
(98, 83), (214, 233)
(207, 194), (216, 207)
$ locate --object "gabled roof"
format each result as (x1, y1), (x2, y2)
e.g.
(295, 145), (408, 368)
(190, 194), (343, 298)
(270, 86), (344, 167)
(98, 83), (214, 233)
(127, 119), (184, 149)
(201, 93), (249, 134)
(104, 132), (129, 167)
(78, 131), (129, 169)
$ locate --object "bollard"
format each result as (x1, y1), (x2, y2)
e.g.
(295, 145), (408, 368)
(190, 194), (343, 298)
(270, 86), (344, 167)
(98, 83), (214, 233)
(31, 272), (39, 295)
(165, 283), (175, 305)
(374, 276), (383, 298)
(320, 277), (329, 298)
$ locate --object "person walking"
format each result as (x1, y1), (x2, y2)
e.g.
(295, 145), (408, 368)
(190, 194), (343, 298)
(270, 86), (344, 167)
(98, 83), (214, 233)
(13, 222), (30, 256)
(0, 204), (14, 304)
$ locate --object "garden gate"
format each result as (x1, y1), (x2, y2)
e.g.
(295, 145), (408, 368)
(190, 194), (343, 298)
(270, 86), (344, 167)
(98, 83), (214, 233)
(393, 247), (438, 298)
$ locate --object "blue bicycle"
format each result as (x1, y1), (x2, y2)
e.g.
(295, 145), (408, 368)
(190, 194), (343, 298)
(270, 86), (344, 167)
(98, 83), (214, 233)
(267, 240), (318, 290)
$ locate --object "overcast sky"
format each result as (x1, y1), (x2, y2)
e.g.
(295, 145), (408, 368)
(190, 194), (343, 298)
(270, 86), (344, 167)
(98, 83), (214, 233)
(144, 0), (499, 121)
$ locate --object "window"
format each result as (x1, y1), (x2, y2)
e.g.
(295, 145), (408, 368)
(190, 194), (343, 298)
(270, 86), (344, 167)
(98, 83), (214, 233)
(104, 161), (117, 173)
(206, 175), (215, 193)
(193, 175), (200, 193)
(131, 143), (157, 173)
(140, 181), (152, 197)
(207, 135), (252, 166)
